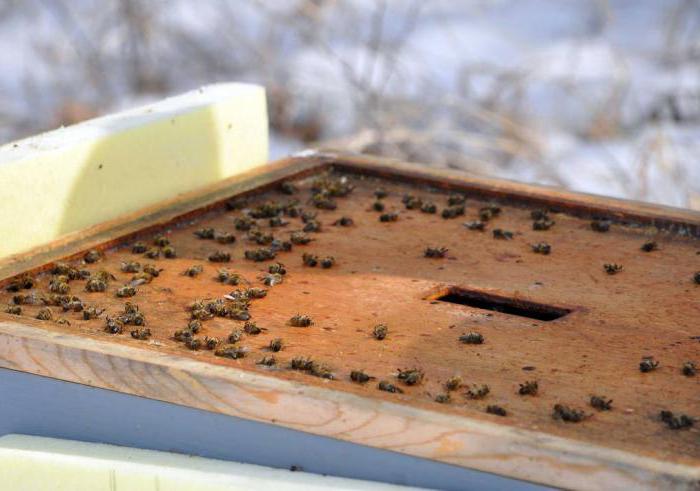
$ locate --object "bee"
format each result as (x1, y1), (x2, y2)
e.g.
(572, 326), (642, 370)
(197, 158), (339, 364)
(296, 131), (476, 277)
(590, 219), (611, 232)
(268, 338), (284, 352)
(162, 246), (177, 258)
(120, 261), (141, 273)
(604, 263), (623, 275)
(659, 410), (694, 430)
(302, 253), (318, 267)
(244, 248), (276, 262)
(268, 262), (286, 275)
(4, 305), (21, 315)
(639, 356), (659, 372)
(203, 336), (219, 350)
(269, 217), (289, 227)
(49, 278), (70, 294)
(36, 307), (53, 321)
(257, 355), (277, 366)
(185, 337), (203, 350)
(116, 286), (137, 298)
(590, 395), (613, 411)
(194, 228), (215, 239)
(397, 368), (424, 386)
(424, 247), (448, 258)
(261, 273), (283, 286)
(374, 188), (388, 199)
(243, 321), (263, 335)
(303, 220), (321, 233)
(552, 404), (587, 423)
(447, 194), (466, 206)
(459, 332), (484, 344)
(378, 380), (403, 394)
(279, 181), (297, 195)
(209, 250), (231, 263)
(682, 361), (696, 377)
(463, 220), (485, 231)
(153, 235), (170, 247)
(465, 384), (490, 399)
(372, 323), (388, 340)
(441, 206), (465, 219)
(84, 249), (102, 263)
(420, 202), (437, 214)
(182, 265), (203, 277)
(333, 217), (354, 227)
(532, 218), (555, 231)
(478, 205), (501, 222)
(531, 242), (551, 255)
(215, 232), (236, 244)
(82, 306), (105, 320)
(104, 316), (124, 334)
(131, 242), (148, 253)
(486, 405), (507, 416)
(320, 257), (335, 269)
(142, 265), (162, 278)
(379, 212), (399, 222)
(144, 247), (160, 259)
(228, 329), (244, 344)
(444, 376), (462, 391)
(234, 217), (257, 231)
(217, 269), (242, 285)
(434, 393), (451, 404)
(518, 380), (538, 396)
(289, 314), (313, 327)
(372, 201), (385, 212)
(290, 231), (312, 245)
(130, 328), (152, 340)
(641, 241), (658, 252)
(5, 274), (34, 292)
(350, 370), (374, 383)
(492, 229), (513, 240)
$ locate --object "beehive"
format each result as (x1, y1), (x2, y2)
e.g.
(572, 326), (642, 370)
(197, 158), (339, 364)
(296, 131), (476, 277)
(0, 153), (698, 490)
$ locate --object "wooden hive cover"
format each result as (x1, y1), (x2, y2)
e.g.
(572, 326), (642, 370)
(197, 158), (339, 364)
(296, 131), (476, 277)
(0, 153), (698, 490)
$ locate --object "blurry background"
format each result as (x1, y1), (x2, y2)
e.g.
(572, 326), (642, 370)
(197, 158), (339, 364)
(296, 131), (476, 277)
(0, 0), (699, 209)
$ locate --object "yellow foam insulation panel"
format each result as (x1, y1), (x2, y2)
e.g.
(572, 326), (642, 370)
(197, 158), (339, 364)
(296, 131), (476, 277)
(0, 435), (422, 491)
(0, 83), (268, 259)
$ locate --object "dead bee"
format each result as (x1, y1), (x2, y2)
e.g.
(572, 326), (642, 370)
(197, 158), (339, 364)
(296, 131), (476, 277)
(82, 306), (105, 320)
(311, 193), (337, 210)
(185, 337), (203, 350)
(104, 316), (124, 334)
(397, 368), (424, 386)
(120, 261), (141, 273)
(234, 217), (257, 231)
(225, 197), (248, 211)
(590, 395), (613, 411)
(303, 220), (321, 233)
(49, 278), (70, 294)
(486, 405), (507, 417)
(290, 357), (314, 371)
(51, 262), (86, 280)
(464, 220), (485, 231)
(85, 278), (107, 292)
(466, 384), (490, 399)
(84, 249), (102, 263)
(320, 257), (335, 269)
(268, 262), (286, 275)
(217, 269), (242, 285)
(300, 211), (317, 223)
(378, 380), (403, 394)
(270, 239), (292, 253)
(302, 253), (318, 267)
(682, 361), (696, 377)
(445, 376), (462, 391)
(372, 201), (385, 212)
(434, 393), (451, 404)
(142, 264), (162, 277)
(4, 305), (21, 315)
(247, 229), (274, 245)
(182, 265), (203, 277)
(5, 274), (35, 292)
(424, 247), (448, 258)
(130, 272), (154, 286)
(693, 271), (700, 285)
(173, 328), (194, 342)
(289, 314), (313, 327)
(279, 181), (297, 195)
(144, 247), (160, 259)
(60, 297), (84, 312)
(447, 194), (466, 206)
(530, 209), (549, 221)
(333, 216), (354, 227)
(659, 410), (694, 430)
(244, 248), (276, 262)
(290, 231), (312, 245)
(591, 219), (611, 233)
(379, 212), (399, 222)
(153, 235), (170, 247)
(479, 205), (501, 221)
(442, 206), (465, 219)
(131, 242), (148, 253)
(269, 338), (284, 352)
(203, 336), (219, 350)
(401, 194), (422, 209)
(257, 355), (277, 366)
(188, 319), (202, 333)
(309, 362), (334, 379)
(533, 218), (555, 231)
(246, 287), (267, 299)
(269, 216), (288, 227)
(350, 370), (374, 383)
(531, 242), (551, 255)
(639, 356), (659, 372)
(120, 302), (145, 325)
(373, 323), (388, 340)
(215, 232), (236, 244)
(55, 317), (71, 326)
(552, 404), (588, 423)
(41, 294), (71, 307)
(420, 202), (437, 214)
(641, 241), (658, 252)
(194, 227), (215, 239)
(492, 229), (513, 240)
(191, 308), (214, 321)
(604, 263), (623, 275)
(249, 202), (283, 219)
(228, 329), (244, 344)
(261, 273), (283, 286)
(243, 321), (263, 335)
(36, 307), (53, 320)
(311, 175), (354, 197)
(130, 328), (152, 340)
(162, 246), (177, 258)
(518, 380), (539, 396)
(374, 188), (388, 199)
(459, 332), (484, 345)
(209, 250), (231, 263)
(116, 286), (137, 298)
(12, 293), (36, 305)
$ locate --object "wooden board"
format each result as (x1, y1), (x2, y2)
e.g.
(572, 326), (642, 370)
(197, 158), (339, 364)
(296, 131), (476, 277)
(0, 152), (698, 490)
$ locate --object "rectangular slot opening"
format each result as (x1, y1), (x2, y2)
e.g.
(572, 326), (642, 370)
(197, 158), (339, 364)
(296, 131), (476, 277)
(433, 287), (571, 321)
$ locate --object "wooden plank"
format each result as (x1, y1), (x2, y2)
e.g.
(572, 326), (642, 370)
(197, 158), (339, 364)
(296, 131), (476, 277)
(0, 153), (698, 489)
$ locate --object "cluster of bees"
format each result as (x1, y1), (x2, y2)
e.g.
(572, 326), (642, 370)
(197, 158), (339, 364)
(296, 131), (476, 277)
(2, 172), (698, 432)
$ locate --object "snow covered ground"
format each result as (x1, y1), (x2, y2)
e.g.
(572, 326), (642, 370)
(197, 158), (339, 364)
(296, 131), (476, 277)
(0, 0), (698, 208)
